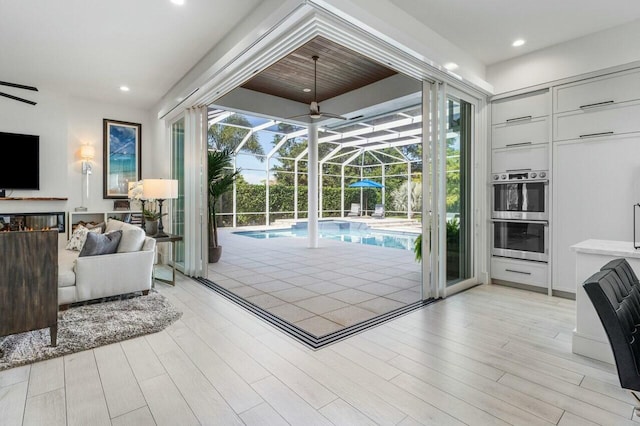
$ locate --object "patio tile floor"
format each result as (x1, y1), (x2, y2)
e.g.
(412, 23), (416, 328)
(207, 222), (423, 338)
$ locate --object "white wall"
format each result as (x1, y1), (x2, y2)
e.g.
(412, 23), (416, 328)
(0, 88), (154, 216)
(487, 18), (640, 94)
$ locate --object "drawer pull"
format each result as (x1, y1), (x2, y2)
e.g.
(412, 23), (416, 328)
(579, 131), (614, 139)
(505, 142), (533, 148)
(505, 269), (532, 275)
(579, 100), (614, 109)
(505, 115), (532, 123)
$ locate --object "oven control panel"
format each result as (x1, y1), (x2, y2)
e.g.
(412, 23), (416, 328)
(493, 170), (548, 181)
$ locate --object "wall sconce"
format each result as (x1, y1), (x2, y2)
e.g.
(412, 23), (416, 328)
(142, 179), (178, 238)
(75, 145), (95, 212)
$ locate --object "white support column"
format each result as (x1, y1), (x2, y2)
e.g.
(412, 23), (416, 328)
(308, 123), (319, 248)
(407, 161), (412, 219)
(265, 157), (270, 226)
(359, 160), (364, 215)
(341, 165), (345, 218)
(294, 160), (299, 220)
(318, 163), (323, 219)
(381, 164), (386, 206)
(232, 154), (237, 228)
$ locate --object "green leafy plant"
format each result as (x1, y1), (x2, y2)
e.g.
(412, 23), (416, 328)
(209, 148), (240, 248)
(414, 233), (422, 262)
(142, 208), (167, 221)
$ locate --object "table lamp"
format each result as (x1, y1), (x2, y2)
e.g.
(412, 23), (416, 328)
(142, 179), (178, 238)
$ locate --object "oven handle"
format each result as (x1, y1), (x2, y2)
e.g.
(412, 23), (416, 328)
(491, 179), (549, 185)
(491, 219), (548, 225)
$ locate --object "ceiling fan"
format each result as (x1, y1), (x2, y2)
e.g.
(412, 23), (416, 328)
(287, 55), (346, 121)
(0, 80), (38, 105)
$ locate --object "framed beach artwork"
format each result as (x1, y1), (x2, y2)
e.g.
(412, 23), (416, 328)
(103, 119), (141, 199)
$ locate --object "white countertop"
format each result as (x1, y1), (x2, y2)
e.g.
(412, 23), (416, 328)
(571, 239), (640, 258)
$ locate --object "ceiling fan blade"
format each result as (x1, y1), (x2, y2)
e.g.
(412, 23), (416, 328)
(0, 81), (38, 91)
(320, 112), (347, 120)
(0, 91), (37, 105)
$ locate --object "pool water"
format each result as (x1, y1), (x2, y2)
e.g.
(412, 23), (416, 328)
(233, 220), (419, 251)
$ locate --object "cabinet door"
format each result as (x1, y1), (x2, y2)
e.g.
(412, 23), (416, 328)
(554, 68), (640, 114)
(491, 89), (549, 124)
(554, 100), (640, 141)
(492, 143), (548, 173)
(552, 134), (640, 294)
(492, 116), (548, 149)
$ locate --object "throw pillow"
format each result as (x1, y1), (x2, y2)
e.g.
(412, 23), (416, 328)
(65, 225), (102, 251)
(117, 228), (146, 253)
(86, 221), (106, 233)
(106, 218), (146, 252)
(79, 230), (123, 257)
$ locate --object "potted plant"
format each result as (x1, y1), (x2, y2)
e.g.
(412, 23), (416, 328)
(208, 148), (239, 262)
(142, 208), (166, 235)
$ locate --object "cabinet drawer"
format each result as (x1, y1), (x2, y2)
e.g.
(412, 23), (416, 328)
(554, 100), (640, 141)
(491, 89), (549, 124)
(492, 143), (548, 173)
(554, 68), (640, 114)
(491, 257), (548, 287)
(492, 116), (548, 149)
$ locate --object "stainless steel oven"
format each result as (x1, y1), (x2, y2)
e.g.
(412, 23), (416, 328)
(492, 170), (549, 221)
(492, 219), (549, 262)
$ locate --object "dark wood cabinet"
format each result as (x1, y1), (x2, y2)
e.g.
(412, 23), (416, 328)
(0, 230), (58, 346)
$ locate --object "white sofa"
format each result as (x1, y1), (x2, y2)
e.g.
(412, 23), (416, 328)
(57, 219), (157, 306)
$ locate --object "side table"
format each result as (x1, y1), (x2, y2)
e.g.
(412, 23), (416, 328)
(152, 234), (183, 286)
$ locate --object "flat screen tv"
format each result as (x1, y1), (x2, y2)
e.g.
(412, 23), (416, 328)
(0, 131), (39, 192)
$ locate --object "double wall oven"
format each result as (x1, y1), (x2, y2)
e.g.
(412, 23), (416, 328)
(491, 170), (549, 262)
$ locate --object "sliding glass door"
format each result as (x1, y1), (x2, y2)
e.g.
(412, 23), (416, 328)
(445, 96), (472, 288)
(171, 117), (185, 270)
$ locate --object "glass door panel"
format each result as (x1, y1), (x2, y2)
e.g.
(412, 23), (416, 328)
(445, 98), (472, 285)
(171, 117), (185, 269)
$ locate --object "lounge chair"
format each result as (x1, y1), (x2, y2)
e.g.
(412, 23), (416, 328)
(347, 203), (361, 217)
(372, 203), (385, 219)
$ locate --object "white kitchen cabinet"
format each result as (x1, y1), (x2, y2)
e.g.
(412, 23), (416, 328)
(491, 143), (548, 173)
(491, 89), (549, 125)
(492, 116), (548, 149)
(553, 100), (640, 141)
(554, 67), (640, 114)
(552, 133), (640, 294)
(491, 256), (548, 288)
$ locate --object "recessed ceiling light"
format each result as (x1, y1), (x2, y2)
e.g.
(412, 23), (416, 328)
(303, 88), (311, 92)
(171, 0), (185, 5)
(512, 39), (526, 47)
(444, 62), (459, 71)
(119, 86), (130, 92)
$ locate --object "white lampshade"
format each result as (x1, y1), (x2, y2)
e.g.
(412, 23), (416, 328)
(142, 179), (178, 199)
(80, 145), (95, 160)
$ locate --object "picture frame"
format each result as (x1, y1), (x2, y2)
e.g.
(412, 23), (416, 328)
(103, 119), (141, 199)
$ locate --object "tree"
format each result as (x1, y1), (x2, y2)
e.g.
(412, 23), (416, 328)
(208, 114), (264, 160)
(208, 149), (239, 258)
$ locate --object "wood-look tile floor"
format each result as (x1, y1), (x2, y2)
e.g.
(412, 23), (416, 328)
(1, 275), (636, 425)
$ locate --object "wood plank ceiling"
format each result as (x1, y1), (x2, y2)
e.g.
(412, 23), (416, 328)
(241, 36), (398, 104)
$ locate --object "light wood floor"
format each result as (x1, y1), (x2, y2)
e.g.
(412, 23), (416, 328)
(1, 275), (636, 425)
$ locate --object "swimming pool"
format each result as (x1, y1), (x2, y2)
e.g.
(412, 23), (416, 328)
(233, 220), (419, 251)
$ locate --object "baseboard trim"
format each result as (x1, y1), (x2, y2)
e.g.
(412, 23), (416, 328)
(492, 279), (576, 300)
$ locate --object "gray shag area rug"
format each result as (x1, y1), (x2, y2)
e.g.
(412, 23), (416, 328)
(0, 291), (182, 371)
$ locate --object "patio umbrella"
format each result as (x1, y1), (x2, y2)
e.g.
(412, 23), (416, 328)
(349, 179), (384, 189)
(349, 180), (384, 215)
